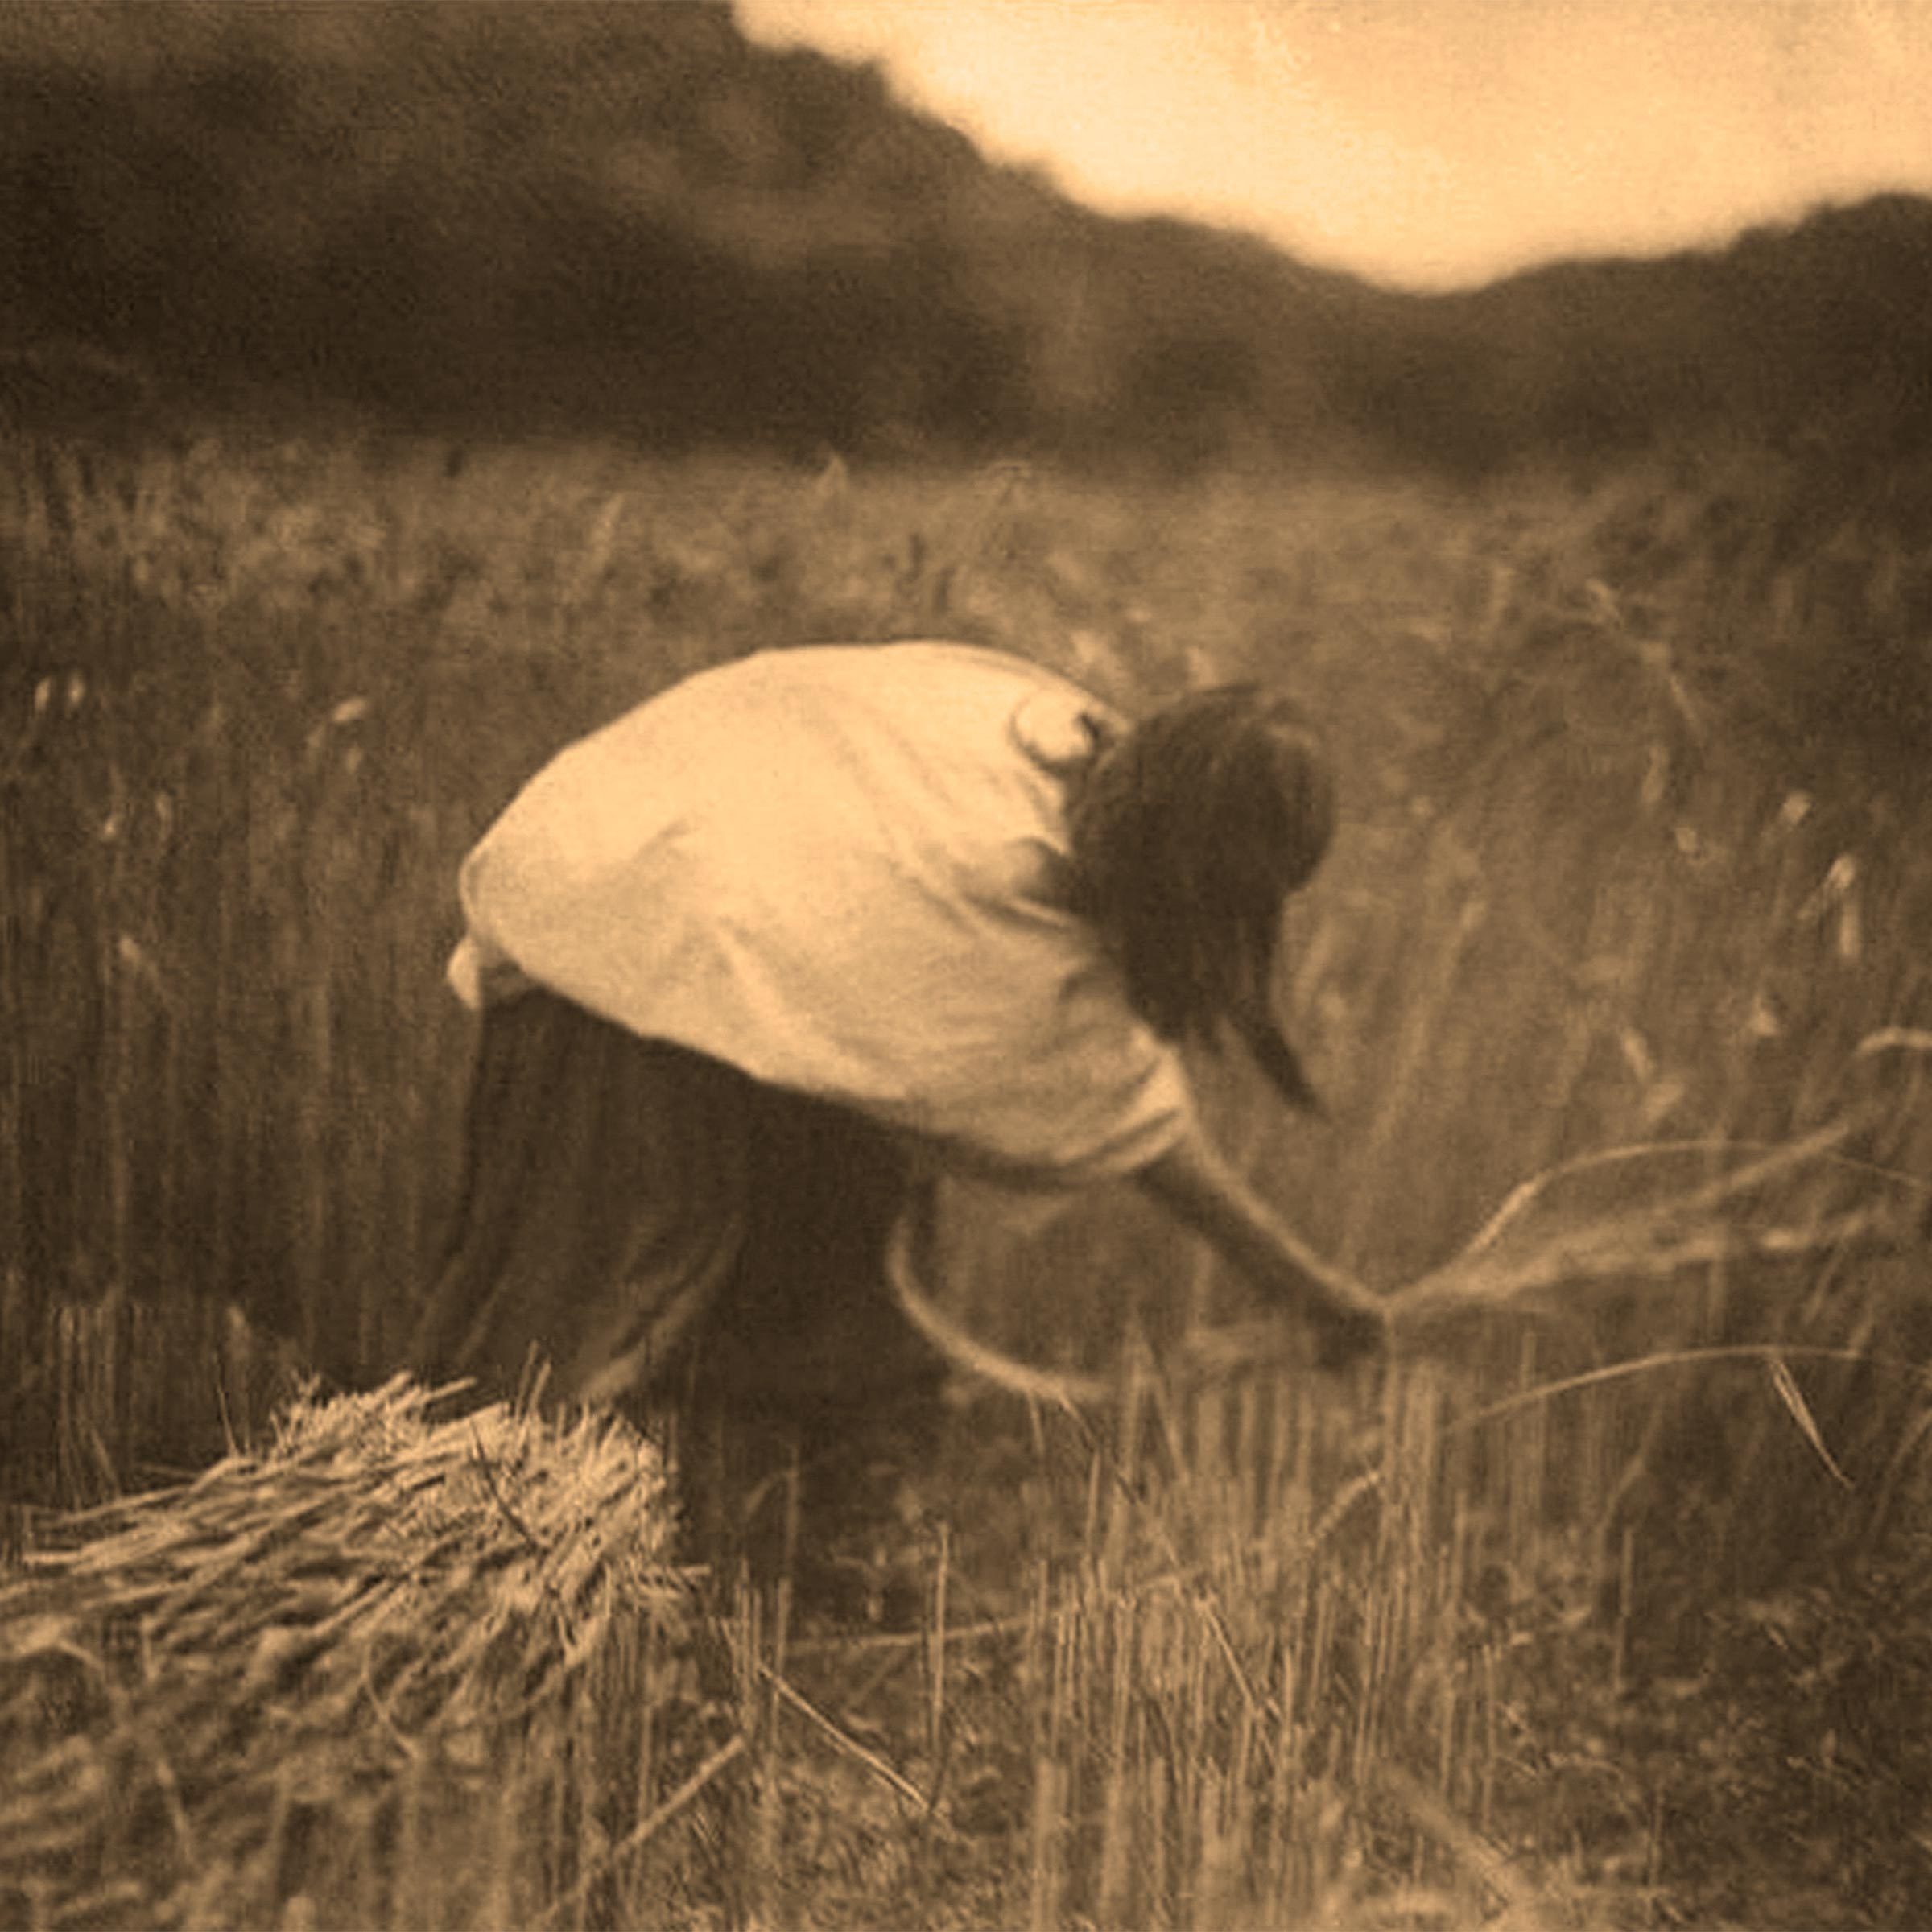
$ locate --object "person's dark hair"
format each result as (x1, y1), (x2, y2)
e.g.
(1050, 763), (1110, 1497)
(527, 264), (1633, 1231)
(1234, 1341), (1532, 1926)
(1063, 684), (1335, 1111)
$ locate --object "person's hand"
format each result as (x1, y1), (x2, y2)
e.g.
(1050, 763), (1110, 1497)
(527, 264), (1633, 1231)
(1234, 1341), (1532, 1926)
(1307, 1285), (1390, 1370)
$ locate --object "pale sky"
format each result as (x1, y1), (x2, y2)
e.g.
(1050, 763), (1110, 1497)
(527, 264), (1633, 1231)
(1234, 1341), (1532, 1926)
(736, 0), (1932, 289)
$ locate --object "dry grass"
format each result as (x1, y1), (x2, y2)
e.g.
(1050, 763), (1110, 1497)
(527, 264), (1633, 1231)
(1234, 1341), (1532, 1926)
(6, 420), (1932, 1926)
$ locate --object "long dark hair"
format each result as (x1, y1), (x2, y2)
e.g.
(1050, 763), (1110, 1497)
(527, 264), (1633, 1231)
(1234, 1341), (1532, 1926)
(1063, 684), (1335, 1110)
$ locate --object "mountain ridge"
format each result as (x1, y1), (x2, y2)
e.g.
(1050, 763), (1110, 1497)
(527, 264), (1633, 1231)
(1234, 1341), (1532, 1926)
(2, 0), (1926, 473)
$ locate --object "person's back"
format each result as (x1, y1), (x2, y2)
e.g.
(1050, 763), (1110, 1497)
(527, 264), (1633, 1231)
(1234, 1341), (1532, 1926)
(412, 640), (1384, 1596)
(448, 641), (1195, 1176)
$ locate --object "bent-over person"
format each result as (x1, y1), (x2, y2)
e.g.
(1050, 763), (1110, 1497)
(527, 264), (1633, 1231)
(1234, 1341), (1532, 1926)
(408, 642), (1385, 1572)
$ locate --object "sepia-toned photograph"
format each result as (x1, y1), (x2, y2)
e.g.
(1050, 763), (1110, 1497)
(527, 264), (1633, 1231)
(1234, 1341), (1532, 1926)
(4, 3), (1931, 1925)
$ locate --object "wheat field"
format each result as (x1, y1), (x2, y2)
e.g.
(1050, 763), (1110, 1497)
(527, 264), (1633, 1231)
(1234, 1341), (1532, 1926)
(5, 422), (1932, 1928)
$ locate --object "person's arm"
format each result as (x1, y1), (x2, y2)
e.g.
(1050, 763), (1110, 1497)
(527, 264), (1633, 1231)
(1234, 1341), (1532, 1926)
(1135, 1120), (1388, 1368)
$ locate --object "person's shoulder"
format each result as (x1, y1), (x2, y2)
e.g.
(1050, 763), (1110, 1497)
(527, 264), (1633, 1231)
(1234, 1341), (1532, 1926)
(884, 640), (1100, 698)
(761, 640), (1064, 686)
(658, 642), (1121, 774)
(672, 637), (1096, 685)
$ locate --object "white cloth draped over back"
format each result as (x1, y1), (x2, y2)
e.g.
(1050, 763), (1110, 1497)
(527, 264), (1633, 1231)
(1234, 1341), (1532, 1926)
(447, 642), (1195, 1181)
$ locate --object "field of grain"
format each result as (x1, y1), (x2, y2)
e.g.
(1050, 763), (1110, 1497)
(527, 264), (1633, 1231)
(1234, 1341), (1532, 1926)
(5, 420), (1932, 1928)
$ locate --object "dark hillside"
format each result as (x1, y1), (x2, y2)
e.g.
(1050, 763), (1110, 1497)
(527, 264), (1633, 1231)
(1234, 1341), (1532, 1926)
(0, 0), (1381, 463)
(1440, 195), (1932, 468)
(2, 0), (1928, 473)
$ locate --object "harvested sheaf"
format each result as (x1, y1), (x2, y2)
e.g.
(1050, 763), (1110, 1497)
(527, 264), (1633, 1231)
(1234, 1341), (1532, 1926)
(1, 1377), (696, 1931)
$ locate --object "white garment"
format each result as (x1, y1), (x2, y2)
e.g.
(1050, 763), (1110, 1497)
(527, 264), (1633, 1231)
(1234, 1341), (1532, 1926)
(447, 642), (1194, 1180)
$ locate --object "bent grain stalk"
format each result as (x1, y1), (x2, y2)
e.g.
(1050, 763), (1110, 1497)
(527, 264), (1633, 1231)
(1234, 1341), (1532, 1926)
(887, 1108), (1919, 1408)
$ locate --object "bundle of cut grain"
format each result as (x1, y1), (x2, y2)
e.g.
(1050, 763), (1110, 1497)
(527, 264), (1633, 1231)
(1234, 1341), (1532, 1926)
(1, 1376), (708, 1931)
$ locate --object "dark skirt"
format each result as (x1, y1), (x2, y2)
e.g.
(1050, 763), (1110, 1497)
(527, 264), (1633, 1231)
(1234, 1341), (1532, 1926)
(407, 991), (947, 1540)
